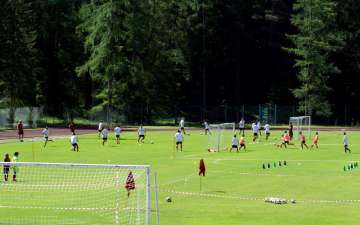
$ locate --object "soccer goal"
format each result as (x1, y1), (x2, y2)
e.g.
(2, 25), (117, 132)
(0, 162), (150, 225)
(289, 116), (311, 139)
(208, 123), (236, 151)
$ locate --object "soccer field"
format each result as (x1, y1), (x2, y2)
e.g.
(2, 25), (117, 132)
(1, 128), (360, 225)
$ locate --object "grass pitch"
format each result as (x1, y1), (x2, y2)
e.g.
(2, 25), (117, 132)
(0, 128), (360, 225)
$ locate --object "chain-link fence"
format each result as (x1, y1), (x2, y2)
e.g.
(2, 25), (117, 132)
(1, 104), (359, 128)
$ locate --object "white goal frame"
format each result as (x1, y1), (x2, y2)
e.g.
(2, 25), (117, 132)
(0, 162), (151, 225)
(208, 123), (236, 151)
(289, 116), (311, 139)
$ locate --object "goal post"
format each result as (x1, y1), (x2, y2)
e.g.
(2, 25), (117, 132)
(289, 116), (311, 139)
(0, 162), (150, 225)
(208, 123), (236, 151)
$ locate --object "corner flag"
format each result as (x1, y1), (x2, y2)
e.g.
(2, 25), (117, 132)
(125, 171), (135, 197)
(199, 159), (206, 176)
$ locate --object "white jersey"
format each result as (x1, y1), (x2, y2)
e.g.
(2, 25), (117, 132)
(204, 122), (209, 129)
(70, 135), (77, 144)
(98, 122), (103, 130)
(231, 137), (238, 146)
(114, 127), (121, 135)
(252, 123), (259, 133)
(257, 122), (261, 130)
(344, 135), (349, 145)
(264, 124), (270, 133)
(42, 129), (49, 137)
(101, 128), (109, 138)
(179, 120), (185, 128)
(175, 132), (183, 142)
(239, 120), (245, 129)
(138, 127), (145, 135)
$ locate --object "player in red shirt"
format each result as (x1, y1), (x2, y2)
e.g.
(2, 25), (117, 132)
(310, 132), (319, 149)
(68, 121), (76, 133)
(17, 120), (24, 142)
(239, 135), (246, 150)
(299, 131), (308, 150)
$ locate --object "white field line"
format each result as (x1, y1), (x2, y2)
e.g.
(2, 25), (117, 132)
(159, 189), (360, 205)
(182, 158), (359, 163)
(0, 205), (144, 211)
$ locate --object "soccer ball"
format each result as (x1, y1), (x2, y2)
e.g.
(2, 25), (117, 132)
(290, 199), (296, 204)
(165, 196), (172, 203)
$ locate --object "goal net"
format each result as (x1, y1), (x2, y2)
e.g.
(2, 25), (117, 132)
(289, 116), (311, 139)
(208, 123), (235, 151)
(0, 162), (150, 225)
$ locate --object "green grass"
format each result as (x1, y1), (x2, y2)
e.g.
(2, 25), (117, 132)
(1, 129), (360, 225)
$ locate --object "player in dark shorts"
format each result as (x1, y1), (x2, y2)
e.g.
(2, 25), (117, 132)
(289, 122), (294, 140)
(3, 153), (11, 181)
(17, 120), (24, 142)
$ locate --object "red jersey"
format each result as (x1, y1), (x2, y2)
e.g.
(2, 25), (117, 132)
(283, 134), (290, 142)
(17, 123), (23, 131)
(240, 137), (245, 145)
(300, 134), (306, 142)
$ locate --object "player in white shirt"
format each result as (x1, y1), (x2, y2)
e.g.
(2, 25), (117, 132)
(264, 123), (270, 140)
(41, 127), (53, 147)
(114, 126), (121, 144)
(257, 121), (262, 136)
(70, 132), (79, 152)
(252, 122), (259, 142)
(138, 125), (146, 143)
(343, 132), (351, 153)
(101, 128), (109, 146)
(204, 120), (211, 135)
(175, 130), (183, 151)
(98, 121), (103, 137)
(179, 119), (186, 134)
(230, 135), (239, 152)
(239, 118), (245, 136)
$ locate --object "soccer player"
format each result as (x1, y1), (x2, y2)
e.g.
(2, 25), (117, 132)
(175, 130), (183, 151)
(42, 127), (53, 147)
(230, 135), (239, 152)
(257, 121), (262, 136)
(204, 120), (211, 135)
(179, 119), (186, 134)
(279, 131), (290, 148)
(69, 121), (76, 133)
(310, 132), (319, 149)
(252, 121), (259, 142)
(239, 135), (246, 150)
(17, 120), (24, 142)
(239, 118), (245, 136)
(3, 153), (11, 182)
(12, 152), (19, 182)
(264, 123), (271, 140)
(101, 127), (109, 146)
(138, 125), (146, 143)
(299, 131), (308, 150)
(70, 132), (79, 152)
(114, 125), (121, 144)
(344, 132), (351, 153)
(289, 122), (294, 140)
(98, 121), (103, 138)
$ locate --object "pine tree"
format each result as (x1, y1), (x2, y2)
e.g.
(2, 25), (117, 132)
(287, 0), (345, 117)
(0, 0), (39, 123)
